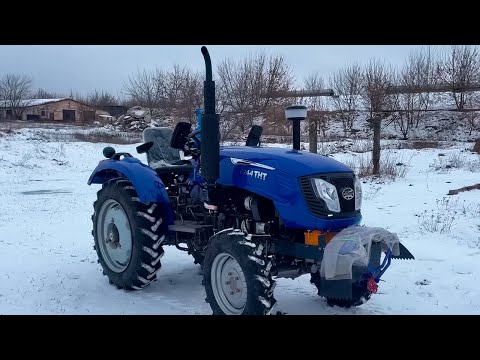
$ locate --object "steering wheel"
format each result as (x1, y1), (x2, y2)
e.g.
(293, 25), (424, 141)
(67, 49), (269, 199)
(187, 129), (201, 150)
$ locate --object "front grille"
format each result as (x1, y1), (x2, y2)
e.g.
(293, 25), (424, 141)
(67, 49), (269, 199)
(299, 173), (358, 218)
(329, 177), (355, 212)
(299, 177), (328, 217)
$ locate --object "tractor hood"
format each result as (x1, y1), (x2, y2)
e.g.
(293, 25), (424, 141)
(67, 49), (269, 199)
(220, 146), (353, 177)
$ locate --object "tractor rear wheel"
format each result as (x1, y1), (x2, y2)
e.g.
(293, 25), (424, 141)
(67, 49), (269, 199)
(203, 231), (276, 315)
(92, 178), (166, 290)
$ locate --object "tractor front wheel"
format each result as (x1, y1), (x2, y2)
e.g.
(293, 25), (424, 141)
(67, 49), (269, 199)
(203, 231), (276, 315)
(310, 272), (372, 308)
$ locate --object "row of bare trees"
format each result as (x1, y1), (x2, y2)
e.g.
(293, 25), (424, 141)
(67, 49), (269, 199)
(122, 65), (203, 122)
(2, 46), (480, 137)
(121, 52), (294, 137)
(120, 45), (480, 140)
(303, 45), (480, 140)
(384, 45), (479, 139)
(215, 52), (293, 139)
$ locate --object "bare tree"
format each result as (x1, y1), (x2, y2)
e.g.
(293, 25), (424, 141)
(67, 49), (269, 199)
(87, 90), (119, 107)
(393, 49), (431, 139)
(68, 90), (88, 104)
(162, 64), (188, 113)
(417, 46), (437, 124)
(437, 45), (480, 110)
(360, 59), (395, 175)
(217, 57), (256, 133)
(216, 51), (293, 135)
(465, 93), (480, 135)
(330, 63), (362, 136)
(123, 65), (203, 122)
(162, 65), (202, 121)
(122, 68), (161, 117)
(389, 82), (412, 140)
(361, 59), (394, 117)
(219, 111), (240, 143)
(303, 73), (329, 152)
(34, 88), (62, 99)
(179, 71), (203, 122)
(0, 74), (33, 120)
(260, 54), (293, 110)
(394, 46), (438, 131)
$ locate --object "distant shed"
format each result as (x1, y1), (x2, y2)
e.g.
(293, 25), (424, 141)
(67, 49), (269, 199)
(0, 98), (100, 122)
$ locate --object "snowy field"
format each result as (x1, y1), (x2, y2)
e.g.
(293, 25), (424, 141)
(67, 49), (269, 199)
(0, 128), (479, 314)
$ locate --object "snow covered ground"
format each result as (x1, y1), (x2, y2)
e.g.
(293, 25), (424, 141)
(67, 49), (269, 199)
(0, 128), (479, 314)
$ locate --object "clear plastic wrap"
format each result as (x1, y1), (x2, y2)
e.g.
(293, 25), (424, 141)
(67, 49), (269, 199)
(320, 226), (401, 280)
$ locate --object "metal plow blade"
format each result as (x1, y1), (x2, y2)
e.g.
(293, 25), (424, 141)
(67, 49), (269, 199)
(392, 243), (415, 260)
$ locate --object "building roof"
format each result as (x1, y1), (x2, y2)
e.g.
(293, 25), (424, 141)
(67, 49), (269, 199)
(0, 98), (68, 108)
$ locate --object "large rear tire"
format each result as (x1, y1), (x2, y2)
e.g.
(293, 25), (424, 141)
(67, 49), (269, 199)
(92, 178), (167, 290)
(203, 231), (276, 315)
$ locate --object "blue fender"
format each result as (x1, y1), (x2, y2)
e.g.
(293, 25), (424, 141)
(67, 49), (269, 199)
(87, 157), (170, 205)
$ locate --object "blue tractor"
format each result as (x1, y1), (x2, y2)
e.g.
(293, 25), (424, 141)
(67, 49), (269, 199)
(88, 46), (413, 315)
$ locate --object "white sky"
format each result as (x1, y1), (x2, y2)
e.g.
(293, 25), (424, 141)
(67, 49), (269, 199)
(0, 45), (454, 98)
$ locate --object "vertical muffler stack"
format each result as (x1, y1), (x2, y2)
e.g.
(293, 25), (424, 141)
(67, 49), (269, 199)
(200, 46), (220, 204)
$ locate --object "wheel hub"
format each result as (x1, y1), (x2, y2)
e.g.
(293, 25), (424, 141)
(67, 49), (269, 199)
(225, 271), (242, 295)
(96, 199), (133, 273)
(211, 253), (248, 315)
(106, 220), (121, 249)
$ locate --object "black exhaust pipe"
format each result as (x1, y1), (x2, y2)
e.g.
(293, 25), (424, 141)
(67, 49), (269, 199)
(292, 121), (301, 151)
(200, 47), (220, 196)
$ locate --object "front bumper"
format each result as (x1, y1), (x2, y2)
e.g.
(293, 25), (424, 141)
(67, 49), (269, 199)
(270, 237), (414, 300)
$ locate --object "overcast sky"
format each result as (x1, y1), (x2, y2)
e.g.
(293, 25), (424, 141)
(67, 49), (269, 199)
(0, 45), (452, 98)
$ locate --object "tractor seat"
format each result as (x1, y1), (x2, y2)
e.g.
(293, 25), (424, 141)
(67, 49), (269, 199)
(142, 127), (194, 175)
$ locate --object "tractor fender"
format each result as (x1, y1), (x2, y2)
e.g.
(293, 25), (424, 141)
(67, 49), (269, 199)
(87, 157), (170, 204)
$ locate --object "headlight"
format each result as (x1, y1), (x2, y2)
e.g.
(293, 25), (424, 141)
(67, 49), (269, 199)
(311, 178), (341, 213)
(354, 176), (362, 210)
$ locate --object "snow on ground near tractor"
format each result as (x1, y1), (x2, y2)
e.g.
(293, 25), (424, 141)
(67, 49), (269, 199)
(0, 129), (479, 314)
